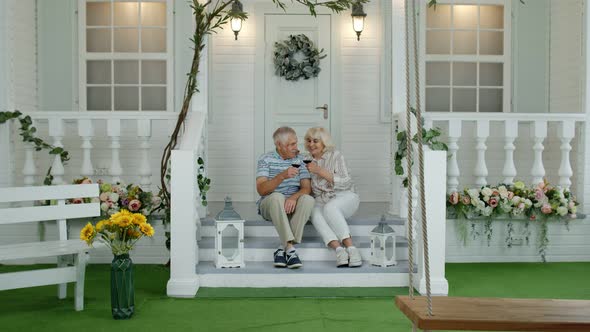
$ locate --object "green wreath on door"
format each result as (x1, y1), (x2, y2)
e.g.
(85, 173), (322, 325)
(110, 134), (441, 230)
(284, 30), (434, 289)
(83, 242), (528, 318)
(273, 34), (327, 81)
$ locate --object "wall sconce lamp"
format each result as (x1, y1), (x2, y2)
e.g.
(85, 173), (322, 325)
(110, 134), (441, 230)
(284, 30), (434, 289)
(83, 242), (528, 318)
(351, 2), (367, 41)
(230, 0), (245, 41)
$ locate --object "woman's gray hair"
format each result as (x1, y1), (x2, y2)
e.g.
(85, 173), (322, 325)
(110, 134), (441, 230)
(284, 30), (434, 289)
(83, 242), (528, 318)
(304, 127), (335, 153)
(273, 126), (297, 145)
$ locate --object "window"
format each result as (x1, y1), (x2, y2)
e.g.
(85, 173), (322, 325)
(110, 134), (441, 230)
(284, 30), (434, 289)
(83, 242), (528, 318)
(79, 0), (172, 111)
(422, 1), (509, 112)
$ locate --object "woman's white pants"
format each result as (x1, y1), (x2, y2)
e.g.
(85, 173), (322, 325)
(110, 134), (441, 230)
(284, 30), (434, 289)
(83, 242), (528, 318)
(310, 191), (360, 246)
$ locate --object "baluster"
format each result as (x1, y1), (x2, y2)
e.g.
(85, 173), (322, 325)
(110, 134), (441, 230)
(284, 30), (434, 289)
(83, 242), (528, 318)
(137, 119), (152, 189)
(446, 120), (461, 193)
(107, 119), (123, 183)
(530, 121), (547, 185)
(474, 120), (489, 187)
(78, 119), (94, 178)
(48, 118), (65, 185)
(22, 124), (37, 185)
(558, 120), (575, 190)
(502, 120), (518, 184)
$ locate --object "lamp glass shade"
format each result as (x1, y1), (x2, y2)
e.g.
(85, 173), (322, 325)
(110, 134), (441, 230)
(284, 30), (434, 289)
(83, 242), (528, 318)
(231, 17), (242, 33)
(352, 15), (365, 33)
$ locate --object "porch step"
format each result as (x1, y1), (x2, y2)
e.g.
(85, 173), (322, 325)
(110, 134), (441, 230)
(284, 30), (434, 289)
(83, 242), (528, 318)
(198, 236), (408, 262)
(200, 216), (406, 238)
(196, 260), (415, 287)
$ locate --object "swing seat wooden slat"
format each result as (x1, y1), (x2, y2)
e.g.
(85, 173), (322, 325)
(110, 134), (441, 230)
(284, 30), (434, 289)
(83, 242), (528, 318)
(395, 295), (590, 331)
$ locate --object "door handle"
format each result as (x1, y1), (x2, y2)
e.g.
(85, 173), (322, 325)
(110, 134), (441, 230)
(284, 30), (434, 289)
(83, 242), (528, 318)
(315, 104), (328, 119)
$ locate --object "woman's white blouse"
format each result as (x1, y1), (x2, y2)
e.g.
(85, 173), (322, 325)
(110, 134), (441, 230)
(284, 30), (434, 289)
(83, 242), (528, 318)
(310, 150), (356, 204)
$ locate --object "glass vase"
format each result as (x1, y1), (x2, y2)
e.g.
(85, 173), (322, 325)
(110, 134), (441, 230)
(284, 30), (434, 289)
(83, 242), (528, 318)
(111, 253), (134, 319)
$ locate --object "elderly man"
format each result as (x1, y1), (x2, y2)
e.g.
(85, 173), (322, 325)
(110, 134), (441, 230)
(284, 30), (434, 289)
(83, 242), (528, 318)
(256, 127), (315, 269)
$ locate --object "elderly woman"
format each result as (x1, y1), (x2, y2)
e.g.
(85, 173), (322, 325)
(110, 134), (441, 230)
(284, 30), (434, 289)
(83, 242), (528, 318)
(303, 127), (362, 267)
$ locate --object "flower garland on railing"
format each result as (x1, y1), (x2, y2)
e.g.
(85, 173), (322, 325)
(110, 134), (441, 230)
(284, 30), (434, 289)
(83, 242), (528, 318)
(447, 179), (578, 262)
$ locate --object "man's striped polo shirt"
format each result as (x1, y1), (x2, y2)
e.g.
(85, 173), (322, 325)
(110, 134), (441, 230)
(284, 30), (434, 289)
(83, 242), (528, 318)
(256, 150), (311, 207)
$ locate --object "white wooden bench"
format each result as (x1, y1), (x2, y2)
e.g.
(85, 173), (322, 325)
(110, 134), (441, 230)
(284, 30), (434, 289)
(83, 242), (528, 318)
(0, 184), (100, 311)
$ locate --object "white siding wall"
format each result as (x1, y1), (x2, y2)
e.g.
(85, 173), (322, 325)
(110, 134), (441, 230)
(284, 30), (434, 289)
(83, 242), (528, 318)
(208, 2), (391, 202)
(13, 0), (37, 112)
(446, 218), (590, 262)
(549, 0), (584, 114)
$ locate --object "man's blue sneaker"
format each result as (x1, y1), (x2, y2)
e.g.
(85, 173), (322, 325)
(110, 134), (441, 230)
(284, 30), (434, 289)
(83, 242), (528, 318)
(273, 249), (287, 267)
(286, 251), (303, 269)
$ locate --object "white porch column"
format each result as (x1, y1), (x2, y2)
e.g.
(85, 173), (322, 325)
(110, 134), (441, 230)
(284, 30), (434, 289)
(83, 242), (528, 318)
(414, 150), (448, 296)
(388, 0), (406, 216)
(166, 149), (199, 297)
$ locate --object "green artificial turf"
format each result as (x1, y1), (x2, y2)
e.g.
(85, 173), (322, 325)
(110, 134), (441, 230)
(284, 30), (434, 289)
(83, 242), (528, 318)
(0, 262), (588, 331)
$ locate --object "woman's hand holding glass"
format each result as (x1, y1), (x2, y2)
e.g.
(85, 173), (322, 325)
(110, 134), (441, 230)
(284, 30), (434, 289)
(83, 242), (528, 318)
(305, 160), (322, 175)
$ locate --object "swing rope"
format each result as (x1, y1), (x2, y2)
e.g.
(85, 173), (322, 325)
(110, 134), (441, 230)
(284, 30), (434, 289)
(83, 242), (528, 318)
(405, 0), (432, 316)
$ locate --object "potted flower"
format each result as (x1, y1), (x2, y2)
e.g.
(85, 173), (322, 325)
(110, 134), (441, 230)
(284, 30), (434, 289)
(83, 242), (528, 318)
(80, 210), (155, 319)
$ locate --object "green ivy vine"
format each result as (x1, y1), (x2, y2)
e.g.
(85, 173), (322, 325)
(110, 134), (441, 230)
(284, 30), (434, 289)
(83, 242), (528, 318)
(394, 109), (448, 187)
(0, 110), (70, 185)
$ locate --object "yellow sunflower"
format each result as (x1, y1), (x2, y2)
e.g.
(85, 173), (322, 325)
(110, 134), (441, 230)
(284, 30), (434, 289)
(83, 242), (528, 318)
(80, 222), (96, 245)
(139, 223), (155, 237)
(132, 213), (147, 225)
(95, 219), (110, 232)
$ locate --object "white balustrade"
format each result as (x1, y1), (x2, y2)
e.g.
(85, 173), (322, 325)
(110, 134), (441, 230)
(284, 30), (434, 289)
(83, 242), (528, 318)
(531, 121), (547, 185)
(502, 121), (518, 184)
(107, 119), (123, 183)
(48, 118), (65, 185)
(446, 120), (461, 193)
(474, 120), (489, 187)
(419, 113), (584, 201)
(137, 119), (152, 189)
(78, 119), (94, 178)
(558, 120), (575, 190)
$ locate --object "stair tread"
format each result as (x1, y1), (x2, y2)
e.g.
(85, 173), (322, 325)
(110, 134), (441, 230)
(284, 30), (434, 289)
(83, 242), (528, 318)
(202, 216), (405, 226)
(197, 260), (415, 274)
(198, 236), (408, 249)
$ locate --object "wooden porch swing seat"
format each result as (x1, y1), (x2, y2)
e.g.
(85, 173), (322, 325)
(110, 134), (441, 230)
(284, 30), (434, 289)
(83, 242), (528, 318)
(395, 295), (590, 331)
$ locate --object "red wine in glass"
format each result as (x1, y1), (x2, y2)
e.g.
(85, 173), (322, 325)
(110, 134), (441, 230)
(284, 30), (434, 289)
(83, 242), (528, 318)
(303, 159), (312, 165)
(291, 163), (301, 168)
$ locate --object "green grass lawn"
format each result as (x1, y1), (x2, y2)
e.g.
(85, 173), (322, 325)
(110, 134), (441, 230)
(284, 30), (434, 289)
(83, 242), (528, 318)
(0, 262), (589, 331)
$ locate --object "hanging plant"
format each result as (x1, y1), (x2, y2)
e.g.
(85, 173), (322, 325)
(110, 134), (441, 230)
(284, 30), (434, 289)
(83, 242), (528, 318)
(273, 34), (326, 81)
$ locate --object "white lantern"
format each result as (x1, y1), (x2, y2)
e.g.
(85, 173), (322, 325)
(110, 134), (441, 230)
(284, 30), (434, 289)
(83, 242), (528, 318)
(214, 197), (245, 268)
(369, 221), (397, 267)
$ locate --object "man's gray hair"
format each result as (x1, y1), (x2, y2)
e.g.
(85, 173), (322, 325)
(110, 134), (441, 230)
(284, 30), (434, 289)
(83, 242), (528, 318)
(273, 126), (297, 145)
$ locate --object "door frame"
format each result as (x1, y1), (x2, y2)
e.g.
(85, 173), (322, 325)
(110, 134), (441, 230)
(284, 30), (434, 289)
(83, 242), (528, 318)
(254, 3), (342, 162)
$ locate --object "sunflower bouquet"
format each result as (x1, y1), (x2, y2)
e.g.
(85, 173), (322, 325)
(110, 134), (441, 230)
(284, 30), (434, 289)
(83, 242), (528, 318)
(80, 209), (155, 255)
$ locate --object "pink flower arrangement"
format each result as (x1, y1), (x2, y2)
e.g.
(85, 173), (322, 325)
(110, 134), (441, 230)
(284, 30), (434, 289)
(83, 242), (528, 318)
(71, 177), (158, 218)
(447, 179), (578, 221)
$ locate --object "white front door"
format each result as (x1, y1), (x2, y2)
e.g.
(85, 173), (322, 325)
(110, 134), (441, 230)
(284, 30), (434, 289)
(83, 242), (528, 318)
(264, 14), (331, 152)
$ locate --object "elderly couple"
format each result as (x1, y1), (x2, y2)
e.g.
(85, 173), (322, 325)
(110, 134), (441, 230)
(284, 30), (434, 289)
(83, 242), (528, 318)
(256, 126), (361, 269)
